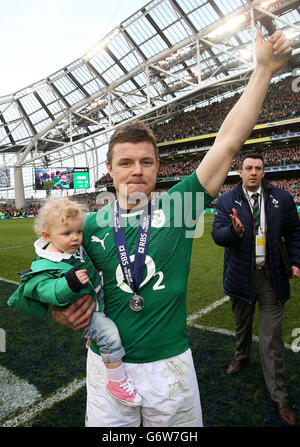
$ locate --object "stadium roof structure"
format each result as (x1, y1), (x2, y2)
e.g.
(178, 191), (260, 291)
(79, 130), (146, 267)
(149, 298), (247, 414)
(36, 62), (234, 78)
(0, 0), (300, 178)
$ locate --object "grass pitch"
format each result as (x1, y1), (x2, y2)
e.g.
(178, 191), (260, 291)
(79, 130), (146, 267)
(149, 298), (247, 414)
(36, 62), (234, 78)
(0, 216), (299, 427)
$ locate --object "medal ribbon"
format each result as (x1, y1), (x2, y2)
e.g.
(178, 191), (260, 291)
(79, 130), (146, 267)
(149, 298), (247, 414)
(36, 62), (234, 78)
(112, 196), (155, 295)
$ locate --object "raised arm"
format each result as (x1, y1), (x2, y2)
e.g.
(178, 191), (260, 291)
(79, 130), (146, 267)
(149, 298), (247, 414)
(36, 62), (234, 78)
(197, 28), (292, 197)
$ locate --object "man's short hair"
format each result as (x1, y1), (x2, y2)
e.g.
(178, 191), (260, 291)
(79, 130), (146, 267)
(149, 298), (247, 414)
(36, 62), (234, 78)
(107, 120), (158, 165)
(241, 152), (264, 168)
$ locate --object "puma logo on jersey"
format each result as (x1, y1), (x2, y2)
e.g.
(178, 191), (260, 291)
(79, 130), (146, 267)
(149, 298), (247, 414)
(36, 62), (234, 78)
(235, 200), (242, 207)
(91, 233), (109, 250)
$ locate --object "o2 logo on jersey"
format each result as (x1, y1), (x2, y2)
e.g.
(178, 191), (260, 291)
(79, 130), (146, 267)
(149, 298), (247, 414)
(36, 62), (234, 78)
(116, 255), (165, 294)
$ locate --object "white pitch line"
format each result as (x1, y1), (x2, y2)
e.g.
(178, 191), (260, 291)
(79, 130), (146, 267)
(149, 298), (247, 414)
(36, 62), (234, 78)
(0, 276), (19, 285)
(1, 275), (84, 427)
(187, 297), (294, 351)
(187, 295), (230, 323)
(1, 295), (293, 427)
(1, 377), (86, 427)
(187, 296), (294, 351)
(0, 245), (23, 250)
(188, 322), (293, 351)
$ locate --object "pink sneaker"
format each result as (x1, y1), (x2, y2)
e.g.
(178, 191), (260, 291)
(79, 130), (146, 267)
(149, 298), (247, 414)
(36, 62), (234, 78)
(106, 377), (142, 406)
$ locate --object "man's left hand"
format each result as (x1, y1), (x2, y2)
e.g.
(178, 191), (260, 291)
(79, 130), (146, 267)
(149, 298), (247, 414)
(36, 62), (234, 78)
(230, 208), (244, 236)
(256, 28), (292, 76)
(291, 266), (300, 278)
(52, 295), (95, 330)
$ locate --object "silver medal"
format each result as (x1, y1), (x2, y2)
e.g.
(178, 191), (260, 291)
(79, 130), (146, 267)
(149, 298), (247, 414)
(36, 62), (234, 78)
(129, 294), (145, 311)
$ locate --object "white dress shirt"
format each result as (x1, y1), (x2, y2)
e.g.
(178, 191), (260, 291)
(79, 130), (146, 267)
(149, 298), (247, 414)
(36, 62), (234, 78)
(243, 186), (267, 267)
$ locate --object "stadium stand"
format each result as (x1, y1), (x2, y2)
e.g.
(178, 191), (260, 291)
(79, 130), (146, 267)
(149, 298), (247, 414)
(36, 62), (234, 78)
(94, 75), (300, 209)
(1, 0), (300, 429)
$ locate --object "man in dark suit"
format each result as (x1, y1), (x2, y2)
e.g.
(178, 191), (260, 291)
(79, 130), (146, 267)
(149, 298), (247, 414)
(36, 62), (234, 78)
(212, 153), (300, 426)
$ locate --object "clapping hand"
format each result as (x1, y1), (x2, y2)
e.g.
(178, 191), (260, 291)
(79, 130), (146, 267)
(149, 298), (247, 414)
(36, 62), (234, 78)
(230, 208), (244, 236)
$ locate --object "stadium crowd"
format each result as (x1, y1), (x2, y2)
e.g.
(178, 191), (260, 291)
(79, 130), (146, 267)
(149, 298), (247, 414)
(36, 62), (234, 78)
(2, 75), (299, 215)
(70, 178), (300, 207)
(1, 176), (299, 220)
(231, 144), (300, 170)
(211, 177), (300, 206)
(151, 75), (299, 142)
(95, 75), (300, 189)
(0, 206), (39, 219)
(95, 144), (300, 185)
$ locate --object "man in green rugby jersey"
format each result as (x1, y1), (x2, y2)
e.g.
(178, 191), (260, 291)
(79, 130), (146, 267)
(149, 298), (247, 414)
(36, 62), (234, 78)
(52, 29), (291, 427)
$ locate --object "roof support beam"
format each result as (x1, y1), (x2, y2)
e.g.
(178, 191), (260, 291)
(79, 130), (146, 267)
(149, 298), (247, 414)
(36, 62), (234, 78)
(20, 67), (253, 166)
(15, 99), (37, 137)
(0, 113), (15, 146)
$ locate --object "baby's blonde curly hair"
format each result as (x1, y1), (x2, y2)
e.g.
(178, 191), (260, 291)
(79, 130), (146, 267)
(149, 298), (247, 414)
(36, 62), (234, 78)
(34, 197), (88, 237)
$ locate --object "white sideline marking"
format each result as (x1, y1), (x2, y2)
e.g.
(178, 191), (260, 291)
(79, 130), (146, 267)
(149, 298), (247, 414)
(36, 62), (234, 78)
(187, 296), (293, 351)
(0, 276), (19, 285)
(0, 295), (293, 427)
(187, 295), (230, 323)
(0, 365), (41, 421)
(188, 323), (293, 351)
(0, 245), (23, 250)
(0, 274), (84, 427)
(1, 377), (86, 427)
(1, 298), (227, 426)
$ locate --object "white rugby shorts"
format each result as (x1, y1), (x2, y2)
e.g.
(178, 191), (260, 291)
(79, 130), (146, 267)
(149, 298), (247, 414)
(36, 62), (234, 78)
(85, 347), (203, 427)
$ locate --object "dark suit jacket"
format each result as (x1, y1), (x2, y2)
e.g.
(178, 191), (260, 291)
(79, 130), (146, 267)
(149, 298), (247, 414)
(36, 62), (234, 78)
(211, 179), (300, 304)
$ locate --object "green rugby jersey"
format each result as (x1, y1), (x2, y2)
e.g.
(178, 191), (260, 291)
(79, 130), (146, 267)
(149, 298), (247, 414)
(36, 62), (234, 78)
(83, 172), (213, 363)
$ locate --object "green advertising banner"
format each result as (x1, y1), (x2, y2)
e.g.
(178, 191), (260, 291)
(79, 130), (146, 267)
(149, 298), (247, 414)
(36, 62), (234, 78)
(73, 170), (90, 189)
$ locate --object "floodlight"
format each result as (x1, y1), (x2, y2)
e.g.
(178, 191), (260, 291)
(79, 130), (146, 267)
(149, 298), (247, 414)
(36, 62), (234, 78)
(90, 100), (99, 109)
(239, 49), (252, 60)
(207, 14), (247, 39)
(260, 0), (278, 9)
(83, 42), (106, 61)
(287, 31), (300, 40)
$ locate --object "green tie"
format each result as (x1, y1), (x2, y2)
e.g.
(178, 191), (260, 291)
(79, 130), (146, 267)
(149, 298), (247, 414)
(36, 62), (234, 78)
(252, 193), (260, 234)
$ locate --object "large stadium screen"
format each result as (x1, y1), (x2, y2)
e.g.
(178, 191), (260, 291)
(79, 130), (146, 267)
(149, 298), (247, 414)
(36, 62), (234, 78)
(34, 167), (89, 190)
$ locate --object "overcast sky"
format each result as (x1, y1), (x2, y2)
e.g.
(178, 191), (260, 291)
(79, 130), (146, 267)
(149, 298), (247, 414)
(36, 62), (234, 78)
(0, 0), (148, 96)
